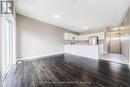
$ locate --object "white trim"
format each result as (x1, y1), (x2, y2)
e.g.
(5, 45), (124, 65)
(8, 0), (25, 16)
(2, 65), (12, 81)
(17, 52), (64, 61)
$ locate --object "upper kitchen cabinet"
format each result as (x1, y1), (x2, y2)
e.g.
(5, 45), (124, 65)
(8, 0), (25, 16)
(78, 32), (105, 41)
(64, 33), (78, 40)
(64, 32), (105, 41)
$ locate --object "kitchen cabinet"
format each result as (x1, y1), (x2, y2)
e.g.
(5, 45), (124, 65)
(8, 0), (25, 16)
(78, 32), (105, 41)
(64, 33), (78, 40)
(64, 32), (105, 41)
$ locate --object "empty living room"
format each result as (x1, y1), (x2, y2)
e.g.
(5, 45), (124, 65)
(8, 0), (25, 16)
(0, 0), (130, 87)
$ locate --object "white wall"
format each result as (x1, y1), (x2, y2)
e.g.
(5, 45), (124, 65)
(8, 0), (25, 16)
(120, 8), (130, 63)
(121, 32), (129, 61)
(78, 28), (107, 35)
(16, 14), (77, 59)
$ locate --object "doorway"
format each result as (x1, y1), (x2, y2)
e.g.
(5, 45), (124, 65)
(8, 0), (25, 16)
(101, 29), (129, 65)
(107, 31), (121, 54)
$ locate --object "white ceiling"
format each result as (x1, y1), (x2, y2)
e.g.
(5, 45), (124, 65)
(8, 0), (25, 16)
(16, 0), (130, 32)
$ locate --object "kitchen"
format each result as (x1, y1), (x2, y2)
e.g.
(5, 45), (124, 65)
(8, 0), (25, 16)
(64, 25), (130, 65)
(64, 32), (105, 60)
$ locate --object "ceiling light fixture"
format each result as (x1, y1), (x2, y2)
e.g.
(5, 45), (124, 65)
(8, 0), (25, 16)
(73, 0), (78, 2)
(53, 14), (60, 18)
(83, 27), (88, 30)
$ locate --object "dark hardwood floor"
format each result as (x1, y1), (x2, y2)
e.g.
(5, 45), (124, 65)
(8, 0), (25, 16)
(4, 54), (130, 87)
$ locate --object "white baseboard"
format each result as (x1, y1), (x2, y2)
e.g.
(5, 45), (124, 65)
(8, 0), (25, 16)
(17, 52), (64, 61)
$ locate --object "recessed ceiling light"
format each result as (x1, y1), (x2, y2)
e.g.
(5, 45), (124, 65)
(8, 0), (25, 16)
(73, 0), (78, 2)
(83, 27), (88, 30)
(53, 14), (60, 18)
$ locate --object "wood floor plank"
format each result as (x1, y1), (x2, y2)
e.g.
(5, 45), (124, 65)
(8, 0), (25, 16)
(4, 54), (130, 87)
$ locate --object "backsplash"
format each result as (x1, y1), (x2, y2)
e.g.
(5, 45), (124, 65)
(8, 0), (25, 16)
(65, 39), (105, 45)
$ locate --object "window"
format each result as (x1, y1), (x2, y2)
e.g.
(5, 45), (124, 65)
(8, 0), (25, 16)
(2, 16), (13, 80)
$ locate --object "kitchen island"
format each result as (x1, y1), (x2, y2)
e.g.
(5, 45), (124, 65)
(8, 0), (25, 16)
(64, 45), (99, 60)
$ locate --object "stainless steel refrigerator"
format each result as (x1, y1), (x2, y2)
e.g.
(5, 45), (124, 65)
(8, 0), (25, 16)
(88, 36), (98, 45)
